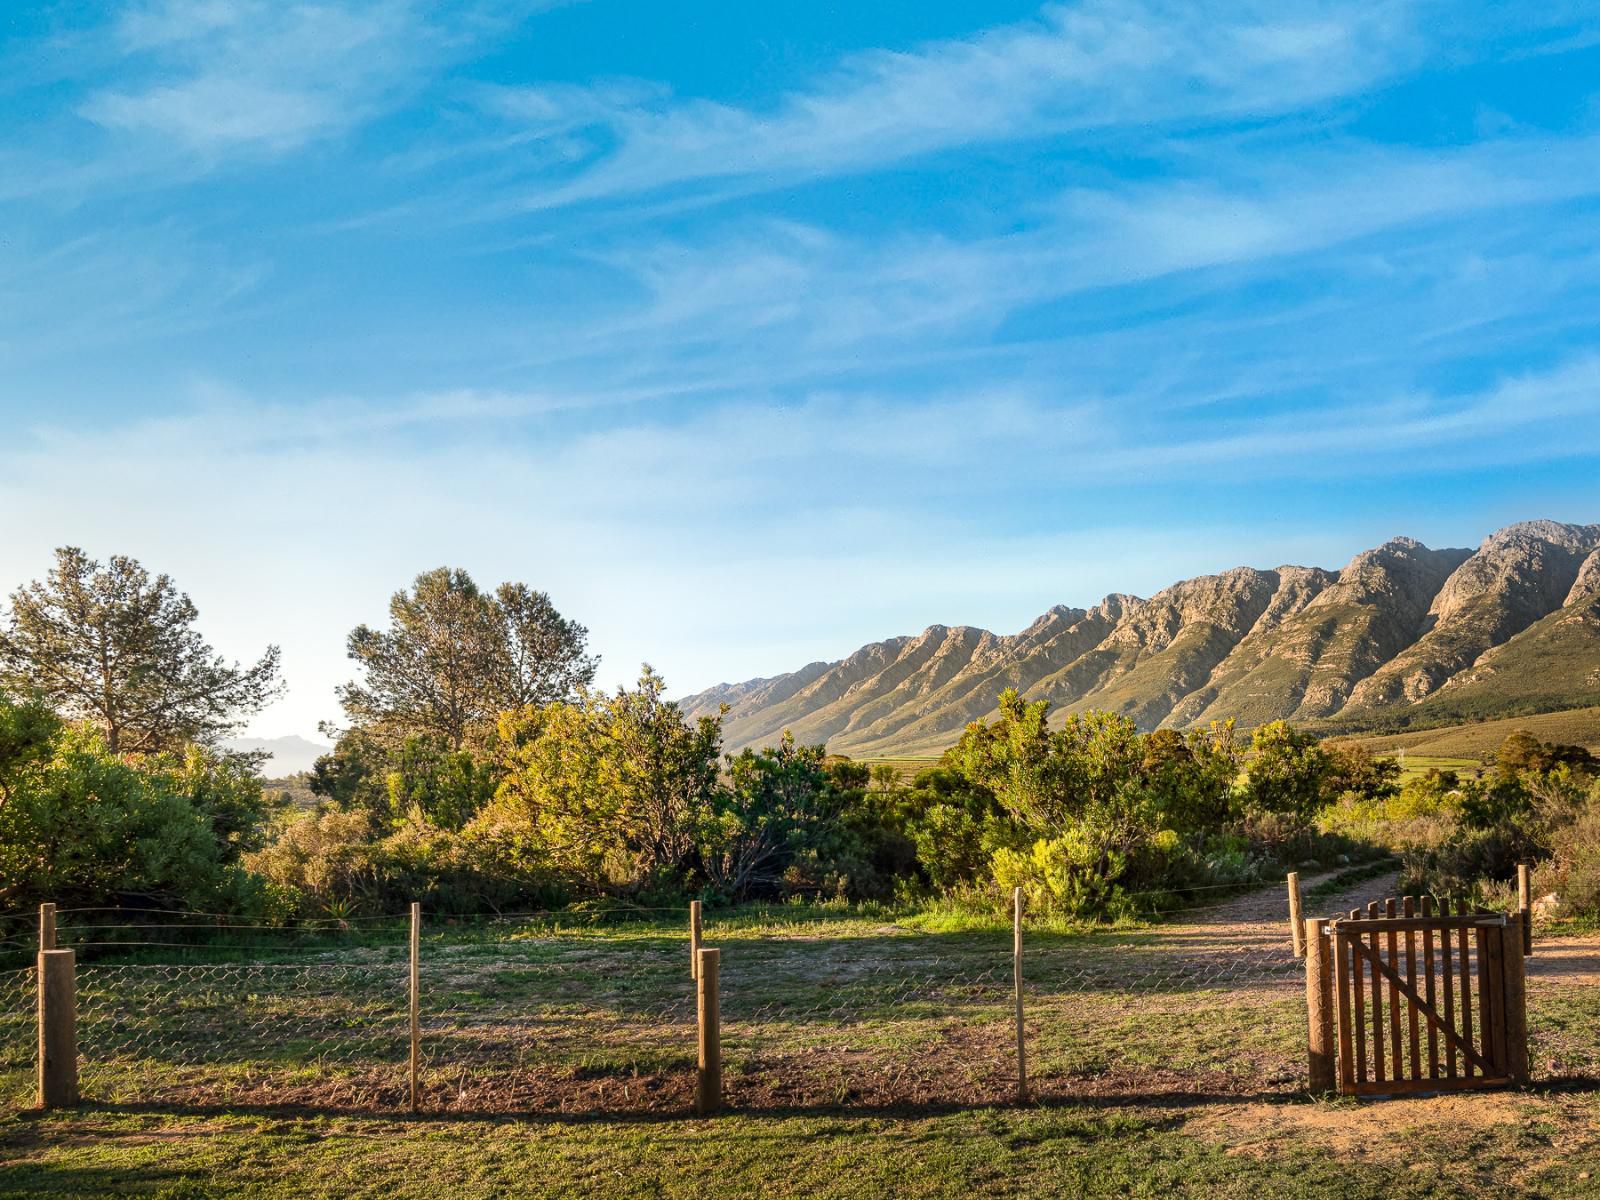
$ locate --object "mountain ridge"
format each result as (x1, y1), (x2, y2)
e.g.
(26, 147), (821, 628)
(681, 520), (1600, 756)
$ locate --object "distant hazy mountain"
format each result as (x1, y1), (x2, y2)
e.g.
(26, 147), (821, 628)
(223, 734), (331, 777)
(681, 520), (1600, 757)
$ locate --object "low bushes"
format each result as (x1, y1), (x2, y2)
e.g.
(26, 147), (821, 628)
(1322, 733), (1600, 916)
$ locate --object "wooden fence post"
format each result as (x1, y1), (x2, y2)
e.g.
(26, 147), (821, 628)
(37, 949), (77, 1109)
(38, 903), (56, 953)
(1288, 872), (1305, 958)
(1517, 863), (1532, 957)
(1501, 916), (1528, 1083)
(696, 947), (721, 1116)
(1013, 887), (1028, 1103)
(689, 900), (703, 981)
(1304, 919), (1335, 1093)
(409, 902), (420, 1113)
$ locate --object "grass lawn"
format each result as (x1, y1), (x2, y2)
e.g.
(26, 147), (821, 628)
(5, 1089), (1600, 1199)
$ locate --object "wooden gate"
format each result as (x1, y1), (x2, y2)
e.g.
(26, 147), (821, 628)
(1303, 898), (1528, 1096)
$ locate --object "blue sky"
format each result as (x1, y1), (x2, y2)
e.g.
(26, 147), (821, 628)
(3, 1), (1600, 742)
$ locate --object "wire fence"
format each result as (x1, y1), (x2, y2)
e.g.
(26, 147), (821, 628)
(0, 968), (32, 1111)
(3, 907), (1598, 1116)
(1525, 943), (1600, 1082)
(78, 963), (409, 1109)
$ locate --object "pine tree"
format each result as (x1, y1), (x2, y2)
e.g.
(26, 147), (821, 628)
(335, 567), (597, 749)
(0, 547), (282, 753)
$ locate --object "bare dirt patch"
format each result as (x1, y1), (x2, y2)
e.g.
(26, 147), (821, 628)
(1187, 1090), (1550, 1161)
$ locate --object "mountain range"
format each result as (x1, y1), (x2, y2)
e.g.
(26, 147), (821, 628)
(680, 520), (1600, 757)
(221, 734), (332, 777)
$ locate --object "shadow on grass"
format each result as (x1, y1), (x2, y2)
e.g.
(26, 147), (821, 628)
(19, 1078), (1583, 1129)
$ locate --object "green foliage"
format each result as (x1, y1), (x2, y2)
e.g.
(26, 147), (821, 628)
(898, 767), (1017, 891)
(243, 806), (551, 917)
(148, 744), (274, 862)
(0, 707), (262, 913)
(488, 666), (721, 895)
(1244, 720), (1333, 818)
(700, 734), (837, 899)
(0, 692), (60, 803)
(1494, 728), (1598, 776)
(944, 694), (1343, 916)
(307, 727), (388, 810)
(1141, 724), (1243, 832)
(1532, 777), (1600, 918)
(991, 833), (1134, 919)
(242, 808), (387, 911)
(384, 736), (497, 831)
(1342, 730), (1600, 908)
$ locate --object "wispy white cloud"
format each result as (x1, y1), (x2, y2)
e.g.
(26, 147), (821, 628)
(0, 223), (273, 365)
(79, 0), (429, 153)
(74, 0), (550, 157)
(487, 130), (1600, 409)
(484, 0), (1418, 211)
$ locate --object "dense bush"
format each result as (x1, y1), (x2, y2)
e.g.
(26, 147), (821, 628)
(941, 692), (1375, 917)
(1325, 732), (1600, 912)
(254, 680), (1410, 921)
(9, 668), (1493, 926)
(0, 694), (280, 916)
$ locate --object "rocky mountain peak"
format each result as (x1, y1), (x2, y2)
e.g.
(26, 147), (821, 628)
(680, 519), (1600, 756)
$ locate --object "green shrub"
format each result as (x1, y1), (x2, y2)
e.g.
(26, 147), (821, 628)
(1529, 780), (1600, 918)
(0, 709), (263, 914)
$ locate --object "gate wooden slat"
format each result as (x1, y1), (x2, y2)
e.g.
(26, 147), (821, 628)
(1456, 898), (1475, 1079)
(1343, 933), (1498, 1077)
(1386, 898), (1402, 1075)
(1478, 919), (1490, 1070)
(1421, 895), (1439, 1080)
(1484, 923), (1505, 1072)
(1334, 916), (1355, 1089)
(1368, 903), (1384, 1084)
(1403, 896), (1420, 1081)
(1440, 899), (1457, 1079)
(1350, 909), (1367, 1085)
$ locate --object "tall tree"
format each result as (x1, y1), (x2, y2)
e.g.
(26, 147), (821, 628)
(0, 548), (282, 753)
(335, 568), (597, 749)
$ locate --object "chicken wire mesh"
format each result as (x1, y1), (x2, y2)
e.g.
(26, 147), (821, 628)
(76, 962), (409, 1109)
(707, 926), (1314, 1108)
(0, 968), (33, 1112)
(1527, 944), (1600, 1081)
(417, 935), (697, 1113)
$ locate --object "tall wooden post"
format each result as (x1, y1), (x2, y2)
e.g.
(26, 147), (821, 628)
(1517, 863), (1532, 957)
(696, 947), (721, 1116)
(689, 900), (703, 980)
(37, 949), (77, 1108)
(409, 902), (420, 1113)
(1013, 887), (1028, 1102)
(1304, 919), (1335, 1093)
(38, 903), (56, 952)
(1501, 917), (1529, 1083)
(1288, 872), (1305, 958)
